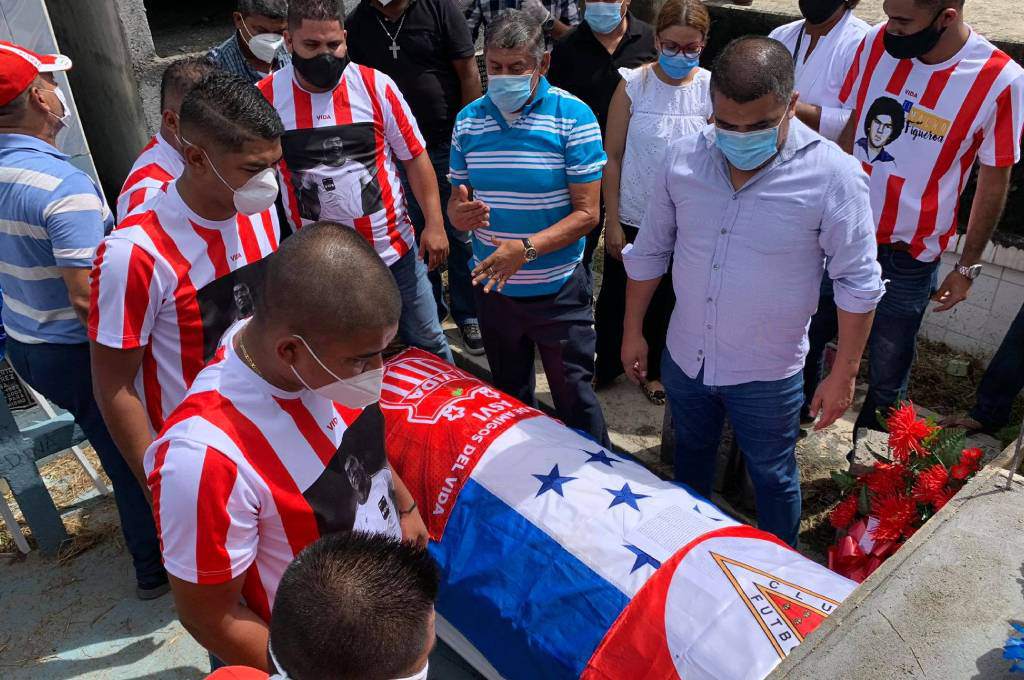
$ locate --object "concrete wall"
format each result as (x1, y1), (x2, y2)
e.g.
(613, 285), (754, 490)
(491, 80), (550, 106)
(42, 0), (155, 202)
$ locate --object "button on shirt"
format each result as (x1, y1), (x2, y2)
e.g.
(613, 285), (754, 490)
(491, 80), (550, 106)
(0, 134), (112, 344)
(623, 120), (884, 386)
(547, 13), (657, 132)
(449, 77), (606, 297)
(346, 0), (476, 148)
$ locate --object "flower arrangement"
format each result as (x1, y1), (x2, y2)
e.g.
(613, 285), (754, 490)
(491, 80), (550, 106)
(827, 403), (984, 582)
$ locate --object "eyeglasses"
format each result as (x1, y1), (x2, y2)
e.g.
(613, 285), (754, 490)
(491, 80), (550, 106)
(660, 40), (703, 59)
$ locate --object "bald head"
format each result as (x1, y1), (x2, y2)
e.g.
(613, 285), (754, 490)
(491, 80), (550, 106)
(256, 223), (401, 342)
(710, 36), (795, 105)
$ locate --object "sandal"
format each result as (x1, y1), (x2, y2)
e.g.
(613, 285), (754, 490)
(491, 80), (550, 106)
(641, 381), (666, 406)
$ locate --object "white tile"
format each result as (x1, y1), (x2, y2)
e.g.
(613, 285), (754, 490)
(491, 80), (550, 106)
(979, 315), (1014, 351)
(992, 245), (1024, 270)
(991, 280), (1024, 321)
(919, 322), (947, 344)
(921, 309), (951, 330)
(942, 330), (985, 357)
(1002, 266), (1024, 286)
(964, 272), (1000, 310)
(939, 301), (991, 338)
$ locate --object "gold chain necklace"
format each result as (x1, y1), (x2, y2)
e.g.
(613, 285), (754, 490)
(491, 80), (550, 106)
(237, 333), (264, 379)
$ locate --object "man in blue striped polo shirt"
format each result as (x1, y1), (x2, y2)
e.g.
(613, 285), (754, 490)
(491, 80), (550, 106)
(0, 41), (166, 598)
(448, 10), (609, 445)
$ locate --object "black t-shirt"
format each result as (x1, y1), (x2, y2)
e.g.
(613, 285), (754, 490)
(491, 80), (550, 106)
(346, 0), (476, 147)
(547, 14), (657, 133)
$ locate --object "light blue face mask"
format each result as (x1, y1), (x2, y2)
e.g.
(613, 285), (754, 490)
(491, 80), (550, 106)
(585, 1), (624, 34)
(658, 51), (699, 79)
(714, 122), (783, 171)
(487, 70), (537, 113)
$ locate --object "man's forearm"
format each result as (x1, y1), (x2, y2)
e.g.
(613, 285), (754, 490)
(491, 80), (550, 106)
(623, 277), (661, 337)
(959, 165), (1012, 266)
(795, 102), (822, 132)
(95, 387), (155, 487)
(404, 154), (444, 230)
(833, 308), (874, 378)
(460, 74), (483, 106)
(184, 603), (270, 670)
(530, 209), (597, 256)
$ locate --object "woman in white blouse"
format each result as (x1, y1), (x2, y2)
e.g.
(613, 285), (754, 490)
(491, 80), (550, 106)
(594, 0), (712, 405)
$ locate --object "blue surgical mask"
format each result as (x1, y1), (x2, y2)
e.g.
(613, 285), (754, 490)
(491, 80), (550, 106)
(714, 124), (783, 171)
(487, 71), (537, 113)
(585, 2), (624, 34)
(658, 51), (699, 79)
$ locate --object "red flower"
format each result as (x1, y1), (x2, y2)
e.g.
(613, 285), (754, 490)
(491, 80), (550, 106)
(957, 448), (984, 477)
(932, 487), (956, 511)
(886, 403), (935, 461)
(830, 493), (860, 530)
(950, 462), (972, 480)
(865, 462), (910, 497)
(912, 465), (949, 505)
(870, 494), (918, 543)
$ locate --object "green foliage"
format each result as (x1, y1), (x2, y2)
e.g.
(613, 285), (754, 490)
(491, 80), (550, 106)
(930, 428), (968, 469)
(831, 470), (858, 492)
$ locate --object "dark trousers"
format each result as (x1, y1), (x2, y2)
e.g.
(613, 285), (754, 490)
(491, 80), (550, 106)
(475, 264), (610, 447)
(400, 143), (478, 328)
(662, 355), (803, 547)
(853, 245), (940, 435)
(802, 276), (839, 418)
(7, 339), (165, 587)
(970, 301), (1024, 431)
(594, 223), (675, 386)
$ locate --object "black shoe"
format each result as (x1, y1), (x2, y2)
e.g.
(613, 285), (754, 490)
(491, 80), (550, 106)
(136, 578), (170, 601)
(459, 323), (485, 356)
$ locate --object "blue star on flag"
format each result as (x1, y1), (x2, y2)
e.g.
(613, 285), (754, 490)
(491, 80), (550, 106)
(605, 483), (650, 511)
(532, 464), (577, 498)
(581, 448), (619, 467)
(623, 544), (661, 574)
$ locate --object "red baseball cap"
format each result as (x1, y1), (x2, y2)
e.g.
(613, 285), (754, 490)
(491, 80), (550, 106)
(0, 40), (72, 107)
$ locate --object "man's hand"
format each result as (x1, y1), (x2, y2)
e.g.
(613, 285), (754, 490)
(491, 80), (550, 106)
(418, 223), (449, 272)
(400, 506), (429, 549)
(449, 185), (490, 232)
(808, 370), (856, 431)
(621, 332), (649, 385)
(931, 270), (972, 312)
(472, 238), (527, 293)
(605, 220), (626, 261)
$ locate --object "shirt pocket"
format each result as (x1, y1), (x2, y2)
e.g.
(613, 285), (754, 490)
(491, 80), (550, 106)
(744, 197), (821, 255)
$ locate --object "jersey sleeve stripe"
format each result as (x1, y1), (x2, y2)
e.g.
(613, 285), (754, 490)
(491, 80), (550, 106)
(273, 396), (338, 465)
(241, 561), (273, 623)
(87, 241), (107, 335)
(910, 50), (1011, 257)
(332, 78), (354, 125)
(358, 67), (402, 247)
(992, 85), (1018, 166)
(876, 174), (906, 244)
(142, 345), (166, 432)
(148, 439), (172, 555)
(384, 84), (426, 158)
(236, 214), (263, 264)
(920, 62), (959, 109)
(191, 222), (231, 279)
(838, 36), (867, 104)
(195, 449), (240, 583)
(121, 163), (175, 198)
(936, 130), (985, 255)
(257, 74), (275, 104)
(122, 243), (157, 344)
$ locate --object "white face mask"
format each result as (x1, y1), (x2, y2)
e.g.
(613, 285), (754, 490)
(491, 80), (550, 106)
(181, 134), (279, 215)
(241, 18), (285, 64)
(290, 334), (384, 409)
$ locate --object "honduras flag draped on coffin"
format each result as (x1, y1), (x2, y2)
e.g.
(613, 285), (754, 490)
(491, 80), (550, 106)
(381, 350), (857, 680)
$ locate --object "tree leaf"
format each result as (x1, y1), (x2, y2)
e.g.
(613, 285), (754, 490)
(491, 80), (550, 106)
(858, 484), (872, 516)
(831, 470), (858, 492)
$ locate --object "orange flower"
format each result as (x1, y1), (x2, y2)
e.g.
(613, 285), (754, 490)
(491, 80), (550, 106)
(886, 403), (935, 461)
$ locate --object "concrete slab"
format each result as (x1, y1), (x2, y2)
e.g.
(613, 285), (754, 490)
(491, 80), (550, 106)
(769, 448), (1024, 680)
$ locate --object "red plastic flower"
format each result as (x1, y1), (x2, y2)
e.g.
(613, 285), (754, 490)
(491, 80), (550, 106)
(865, 462), (910, 497)
(950, 462), (973, 480)
(932, 487), (956, 511)
(870, 494), (918, 542)
(830, 493), (860, 530)
(887, 403), (935, 461)
(958, 448), (984, 476)
(912, 465), (949, 505)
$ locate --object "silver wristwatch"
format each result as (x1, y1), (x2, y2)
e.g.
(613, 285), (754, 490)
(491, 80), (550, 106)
(955, 261), (983, 280)
(522, 238), (538, 262)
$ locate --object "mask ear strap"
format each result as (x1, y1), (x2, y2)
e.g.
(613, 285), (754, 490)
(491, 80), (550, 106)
(292, 334), (345, 382)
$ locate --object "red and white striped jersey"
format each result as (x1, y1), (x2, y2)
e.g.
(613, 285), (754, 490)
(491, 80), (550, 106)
(839, 26), (1024, 262)
(116, 133), (183, 222)
(257, 61), (425, 266)
(88, 182), (280, 433)
(144, 321), (401, 622)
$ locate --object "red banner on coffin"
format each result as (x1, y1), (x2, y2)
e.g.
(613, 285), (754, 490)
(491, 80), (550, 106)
(382, 349), (542, 540)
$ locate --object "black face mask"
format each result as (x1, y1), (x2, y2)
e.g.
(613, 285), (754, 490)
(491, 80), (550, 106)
(292, 51), (349, 89)
(799, 0), (846, 27)
(883, 10), (947, 60)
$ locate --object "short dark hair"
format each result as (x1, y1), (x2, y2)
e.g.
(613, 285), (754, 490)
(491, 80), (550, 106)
(864, 96), (906, 145)
(270, 532), (440, 680)
(255, 222), (401, 342)
(710, 36), (795, 104)
(288, 0), (345, 30)
(178, 70), (284, 151)
(238, 0), (289, 19)
(159, 57), (215, 113)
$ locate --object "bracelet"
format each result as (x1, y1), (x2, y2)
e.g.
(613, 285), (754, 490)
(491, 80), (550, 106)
(399, 501), (417, 517)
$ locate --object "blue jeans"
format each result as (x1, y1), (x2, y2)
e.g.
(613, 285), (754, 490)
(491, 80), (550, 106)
(390, 250), (454, 363)
(854, 246), (940, 435)
(7, 339), (165, 587)
(400, 143), (478, 328)
(970, 301), (1024, 431)
(662, 353), (803, 547)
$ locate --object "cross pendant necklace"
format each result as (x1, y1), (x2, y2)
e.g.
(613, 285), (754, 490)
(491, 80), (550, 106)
(376, 13), (407, 60)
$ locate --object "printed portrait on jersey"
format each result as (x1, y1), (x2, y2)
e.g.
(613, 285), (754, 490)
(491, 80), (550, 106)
(855, 96), (905, 167)
(281, 124), (385, 223)
(194, 258), (270, 361)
